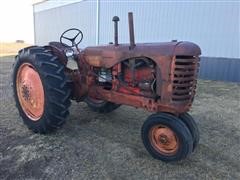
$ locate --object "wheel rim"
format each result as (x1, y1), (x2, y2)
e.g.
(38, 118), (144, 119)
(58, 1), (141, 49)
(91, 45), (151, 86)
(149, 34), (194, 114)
(149, 124), (179, 155)
(16, 63), (44, 121)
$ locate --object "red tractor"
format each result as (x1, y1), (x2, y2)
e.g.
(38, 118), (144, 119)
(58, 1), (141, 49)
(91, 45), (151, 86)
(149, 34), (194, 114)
(12, 13), (200, 162)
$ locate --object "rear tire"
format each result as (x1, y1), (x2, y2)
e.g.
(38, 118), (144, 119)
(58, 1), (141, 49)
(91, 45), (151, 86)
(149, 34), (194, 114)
(12, 46), (71, 133)
(85, 96), (120, 113)
(141, 113), (193, 162)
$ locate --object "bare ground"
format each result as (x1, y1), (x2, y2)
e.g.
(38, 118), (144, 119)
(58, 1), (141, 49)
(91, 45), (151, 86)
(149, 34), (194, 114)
(0, 56), (240, 180)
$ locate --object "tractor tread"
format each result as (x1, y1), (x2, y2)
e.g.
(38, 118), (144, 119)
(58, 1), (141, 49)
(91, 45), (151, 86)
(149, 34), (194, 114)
(12, 46), (71, 134)
(179, 112), (200, 152)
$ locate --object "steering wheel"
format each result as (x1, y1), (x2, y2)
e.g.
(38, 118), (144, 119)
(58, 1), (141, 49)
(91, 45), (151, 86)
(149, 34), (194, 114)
(60, 28), (83, 47)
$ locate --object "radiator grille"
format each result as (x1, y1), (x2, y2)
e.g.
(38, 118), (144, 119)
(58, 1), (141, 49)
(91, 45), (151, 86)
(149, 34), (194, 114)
(172, 56), (199, 102)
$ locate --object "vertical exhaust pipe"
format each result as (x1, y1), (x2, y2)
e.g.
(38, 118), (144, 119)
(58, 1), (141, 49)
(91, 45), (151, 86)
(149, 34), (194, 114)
(128, 12), (135, 50)
(112, 16), (120, 46)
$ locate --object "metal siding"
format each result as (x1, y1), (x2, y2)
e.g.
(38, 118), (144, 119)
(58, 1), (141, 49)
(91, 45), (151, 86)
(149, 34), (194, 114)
(34, 0), (96, 47)
(34, 0), (85, 13)
(199, 57), (240, 82)
(33, 0), (240, 82)
(98, 1), (239, 58)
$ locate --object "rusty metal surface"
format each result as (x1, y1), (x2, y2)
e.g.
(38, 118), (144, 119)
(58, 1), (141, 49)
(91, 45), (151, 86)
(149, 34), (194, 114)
(149, 125), (179, 155)
(58, 12), (201, 116)
(70, 41), (201, 115)
(128, 12), (136, 50)
(172, 56), (199, 104)
(83, 41), (200, 68)
(88, 87), (191, 114)
(16, 63), (45, 121)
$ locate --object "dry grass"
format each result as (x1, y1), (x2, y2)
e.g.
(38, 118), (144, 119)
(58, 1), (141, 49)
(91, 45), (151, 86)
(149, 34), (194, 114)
(0, 42), (31, 57)
(0, 57), (239, 179)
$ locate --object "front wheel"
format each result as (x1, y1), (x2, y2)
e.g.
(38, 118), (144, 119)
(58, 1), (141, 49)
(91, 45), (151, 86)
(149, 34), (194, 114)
(141, 113), (193, 162)
(84, 96), (121, 113)
(179, 112), (200, 152)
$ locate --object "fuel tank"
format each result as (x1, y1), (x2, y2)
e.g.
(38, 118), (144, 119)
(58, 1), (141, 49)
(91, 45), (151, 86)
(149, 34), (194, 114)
(83, 41), (201, 68)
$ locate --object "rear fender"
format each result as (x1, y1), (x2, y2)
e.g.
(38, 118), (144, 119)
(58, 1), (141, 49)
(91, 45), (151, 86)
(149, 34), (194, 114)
(47, 42), (69, 65)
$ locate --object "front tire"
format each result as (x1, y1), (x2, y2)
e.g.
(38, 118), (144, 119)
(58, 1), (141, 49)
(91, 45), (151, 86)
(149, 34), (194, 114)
(12, 46), (71, 133)
(85, 96), (120, 113)
(179, 112), (200, 151)
(141, 113), (193, 162)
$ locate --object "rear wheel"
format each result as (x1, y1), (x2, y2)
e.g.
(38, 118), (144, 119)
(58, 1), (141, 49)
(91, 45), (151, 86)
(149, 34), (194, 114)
(12, 46), (71, 133)
(85, 96), (121, 113)
(141, 113), (193, 162)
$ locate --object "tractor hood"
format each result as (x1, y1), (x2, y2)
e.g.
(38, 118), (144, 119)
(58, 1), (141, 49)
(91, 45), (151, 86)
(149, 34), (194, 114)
(83, 41), (201, 68)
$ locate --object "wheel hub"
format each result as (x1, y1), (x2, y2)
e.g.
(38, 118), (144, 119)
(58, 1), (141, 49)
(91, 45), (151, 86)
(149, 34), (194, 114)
(16, 63), (45, 121)
(149, 125), (179, 155)
(159, 135), (168, 144)
(22, 84), (31, 101)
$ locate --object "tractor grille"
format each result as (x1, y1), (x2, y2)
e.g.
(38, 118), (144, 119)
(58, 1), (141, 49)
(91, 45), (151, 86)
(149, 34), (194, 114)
(172, 56), (199, 102)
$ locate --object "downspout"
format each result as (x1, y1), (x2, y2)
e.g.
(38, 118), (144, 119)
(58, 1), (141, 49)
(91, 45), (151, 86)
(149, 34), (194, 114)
(95, 0), (100, 45)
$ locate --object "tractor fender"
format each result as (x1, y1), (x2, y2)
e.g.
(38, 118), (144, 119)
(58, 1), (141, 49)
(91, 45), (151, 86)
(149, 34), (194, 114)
(47, 42), (69, 66)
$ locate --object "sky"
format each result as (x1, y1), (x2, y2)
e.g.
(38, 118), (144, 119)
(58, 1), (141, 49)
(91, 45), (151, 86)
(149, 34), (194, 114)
(0, 0), (34, 43)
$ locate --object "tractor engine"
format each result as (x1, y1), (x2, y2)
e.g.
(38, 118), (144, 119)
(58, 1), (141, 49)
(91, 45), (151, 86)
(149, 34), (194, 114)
(94, 58), (156, 98)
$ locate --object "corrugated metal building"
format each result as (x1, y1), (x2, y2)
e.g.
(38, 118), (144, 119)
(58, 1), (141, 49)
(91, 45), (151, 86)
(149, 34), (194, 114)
(33, 0), (240, 82)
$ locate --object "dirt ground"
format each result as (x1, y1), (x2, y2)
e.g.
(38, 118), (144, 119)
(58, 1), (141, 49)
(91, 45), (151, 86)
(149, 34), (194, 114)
(0, 56), (239, 180)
